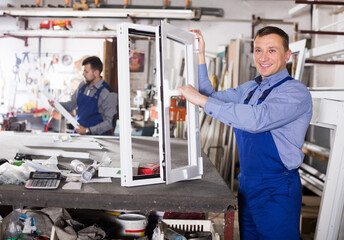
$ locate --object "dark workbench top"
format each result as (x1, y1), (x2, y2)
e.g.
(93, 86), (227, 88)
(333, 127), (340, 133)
(0, 132), (236, 213)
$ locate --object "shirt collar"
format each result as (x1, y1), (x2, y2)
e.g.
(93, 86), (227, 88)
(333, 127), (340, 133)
(254, 68), (290, 87)
(92, 79), (104, 89)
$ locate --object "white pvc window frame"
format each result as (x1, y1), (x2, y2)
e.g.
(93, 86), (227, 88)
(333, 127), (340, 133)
(308, 95), (344, 240)
(288, 39), (307, 81)
(117, 23), (164, 187)
(160, 21), (203, 184)
(117, 21), (202, 187)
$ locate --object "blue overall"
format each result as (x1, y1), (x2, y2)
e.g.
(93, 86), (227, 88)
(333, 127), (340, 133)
(234, 76), (302, 240)
(77, 83), (108, 135)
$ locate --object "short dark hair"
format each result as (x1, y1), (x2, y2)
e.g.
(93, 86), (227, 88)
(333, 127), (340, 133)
(254, 26), (289, 51)
(82, 56), (103, 74)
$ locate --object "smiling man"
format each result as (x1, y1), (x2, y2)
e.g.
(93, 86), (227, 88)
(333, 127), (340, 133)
(178, 26), (313, 239)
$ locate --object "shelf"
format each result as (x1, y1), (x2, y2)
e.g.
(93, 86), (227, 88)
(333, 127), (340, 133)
(2, 30), (116, 38)
(0, 7), (200, 20)
(0, 29), (117, 46)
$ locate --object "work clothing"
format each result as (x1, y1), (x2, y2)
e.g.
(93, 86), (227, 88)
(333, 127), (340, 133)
(61, 79), (117, 135)
(198, 64), (312, 239)
(235, 76), (302, 239)
(77, 83), (108, 135)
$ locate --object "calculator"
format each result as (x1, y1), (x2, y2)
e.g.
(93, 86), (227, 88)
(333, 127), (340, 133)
(25, 172), (61, 190)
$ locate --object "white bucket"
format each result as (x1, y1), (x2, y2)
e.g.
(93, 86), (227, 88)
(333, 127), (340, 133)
(114, 213), (148, 238)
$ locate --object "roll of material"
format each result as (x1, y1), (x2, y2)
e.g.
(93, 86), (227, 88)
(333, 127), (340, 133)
(82, 165), (96, 182)
(70, 159), (86, 173)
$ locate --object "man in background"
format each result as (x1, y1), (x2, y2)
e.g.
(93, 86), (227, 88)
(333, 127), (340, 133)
(49, 56), (117, 135)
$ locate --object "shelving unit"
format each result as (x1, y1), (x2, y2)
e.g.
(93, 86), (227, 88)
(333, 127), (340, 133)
(288, 2), (344, 235)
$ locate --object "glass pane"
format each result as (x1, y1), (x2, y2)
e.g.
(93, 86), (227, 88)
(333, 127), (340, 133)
(165, 37), (189, 169)
(127, 29), (161, 179)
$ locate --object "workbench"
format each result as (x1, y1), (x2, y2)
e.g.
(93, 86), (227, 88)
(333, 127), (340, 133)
(0, 132), (237, 239)
(4, 112), (64, 133)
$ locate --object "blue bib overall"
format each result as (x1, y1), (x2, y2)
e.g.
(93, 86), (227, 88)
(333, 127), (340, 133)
(77, 83), (108, 135)
(234, 76), (302, 240)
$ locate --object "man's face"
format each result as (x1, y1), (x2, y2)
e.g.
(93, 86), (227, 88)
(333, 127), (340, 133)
(254, 34), (291, 79)
(82, 63), (97, 85)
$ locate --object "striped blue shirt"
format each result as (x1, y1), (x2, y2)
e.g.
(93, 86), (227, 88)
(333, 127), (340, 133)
(199, 64), (312, 170)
